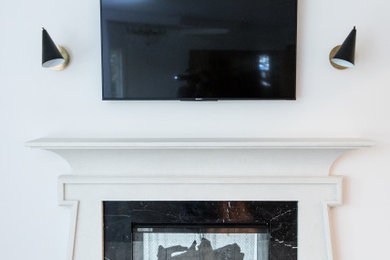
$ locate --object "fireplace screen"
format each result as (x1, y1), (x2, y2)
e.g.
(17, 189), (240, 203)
(104, 201), (297, 260)
(132, 225), (269, 260)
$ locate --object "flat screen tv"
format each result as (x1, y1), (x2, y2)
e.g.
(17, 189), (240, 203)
(101, 0), (297, 100)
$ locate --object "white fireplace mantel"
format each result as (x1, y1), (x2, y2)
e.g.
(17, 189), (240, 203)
(26, 138), (373, 176)
(26, 138), (374, 260)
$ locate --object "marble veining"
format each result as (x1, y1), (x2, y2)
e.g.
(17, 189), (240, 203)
(104, 201), (297, 260)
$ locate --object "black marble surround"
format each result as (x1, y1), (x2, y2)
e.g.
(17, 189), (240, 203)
(104, 201), (297, 260)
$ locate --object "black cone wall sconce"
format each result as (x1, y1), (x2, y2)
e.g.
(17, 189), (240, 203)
(329, 26), (356, 70)
(42, 28), (70, 70)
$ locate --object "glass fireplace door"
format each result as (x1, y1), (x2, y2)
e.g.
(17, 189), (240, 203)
(132, 225), (270, 260)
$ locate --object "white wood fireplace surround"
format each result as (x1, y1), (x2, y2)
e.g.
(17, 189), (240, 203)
(26, 138), (374, 260)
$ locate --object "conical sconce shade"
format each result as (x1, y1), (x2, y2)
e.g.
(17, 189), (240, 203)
(42, 28), (65, 68)
(331, 27), (356, 68)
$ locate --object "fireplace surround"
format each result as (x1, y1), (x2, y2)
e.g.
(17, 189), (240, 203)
(104, 201), (298, 260)
(26, 138), (374, 260)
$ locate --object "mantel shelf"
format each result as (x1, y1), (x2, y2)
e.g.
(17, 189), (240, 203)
(25, 138), (374, 150)
(25, 137), (374, 176)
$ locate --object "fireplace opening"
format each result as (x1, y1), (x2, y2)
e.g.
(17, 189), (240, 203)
(132, 224), (270, 260)
(104, 201), (297, 260)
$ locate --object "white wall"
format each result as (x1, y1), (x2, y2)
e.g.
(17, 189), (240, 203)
(0, 0), (389, 259)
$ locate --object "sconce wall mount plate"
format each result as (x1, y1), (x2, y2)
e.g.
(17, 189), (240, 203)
(329, 45), (348, 70)
(51, 46), (70, 71)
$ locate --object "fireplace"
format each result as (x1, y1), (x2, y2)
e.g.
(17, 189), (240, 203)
(25, 138), (373, 260)
(104, 201), (298, 260)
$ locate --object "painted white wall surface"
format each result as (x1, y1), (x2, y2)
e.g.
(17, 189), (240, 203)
(0, 0), (389, 259)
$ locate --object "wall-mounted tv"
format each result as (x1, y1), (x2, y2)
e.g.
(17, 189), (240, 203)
(101, 0), (297, 100)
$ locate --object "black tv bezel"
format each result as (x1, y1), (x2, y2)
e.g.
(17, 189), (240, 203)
(99, 0), (298, 101)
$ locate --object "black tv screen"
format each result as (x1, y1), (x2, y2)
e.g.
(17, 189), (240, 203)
(101, 0), (297, 100)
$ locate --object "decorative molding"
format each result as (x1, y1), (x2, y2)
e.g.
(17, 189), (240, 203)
(59, 175), (342, 260)
(58, 175), (343, 187)
(57, 181), (78, 260)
